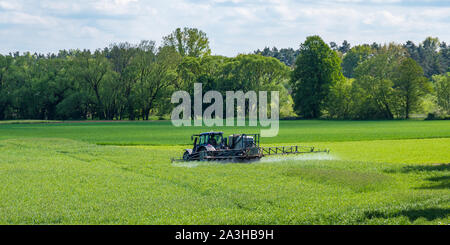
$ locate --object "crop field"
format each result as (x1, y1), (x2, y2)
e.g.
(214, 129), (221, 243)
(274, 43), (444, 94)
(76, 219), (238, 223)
(0, 120), (449, 224)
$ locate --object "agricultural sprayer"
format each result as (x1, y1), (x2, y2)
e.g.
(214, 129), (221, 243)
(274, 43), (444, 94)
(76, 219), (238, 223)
(172, 131), (329, 162)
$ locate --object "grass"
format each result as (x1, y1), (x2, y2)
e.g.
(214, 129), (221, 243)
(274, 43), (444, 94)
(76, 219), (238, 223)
(281, 138), (450, 164)
(0, 120), (449, 145)
(0, 120), (61, 125)
(0, 120), (449, 224)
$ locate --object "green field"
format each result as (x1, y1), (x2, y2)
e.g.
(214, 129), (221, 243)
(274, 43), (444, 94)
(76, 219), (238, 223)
(0, 120), (449, 224)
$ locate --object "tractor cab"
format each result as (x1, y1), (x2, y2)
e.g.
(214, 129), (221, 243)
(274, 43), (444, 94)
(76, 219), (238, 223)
(192, 132), (224, 151)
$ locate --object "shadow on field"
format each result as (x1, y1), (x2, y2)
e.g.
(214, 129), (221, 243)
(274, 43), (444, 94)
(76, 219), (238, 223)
(384, 163), (450, 173)
(417, 175), (450, 190)
(401, 164), (450, 173)
(365, 208), (450, 222)
(384, 164), (450, 190)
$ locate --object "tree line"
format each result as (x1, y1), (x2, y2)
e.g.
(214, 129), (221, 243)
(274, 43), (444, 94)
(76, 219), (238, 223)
(0, 28), (293, 120)
(0, 27), (449, 121)
(256, 37), (450, 79)
(259, 36), (449, 119)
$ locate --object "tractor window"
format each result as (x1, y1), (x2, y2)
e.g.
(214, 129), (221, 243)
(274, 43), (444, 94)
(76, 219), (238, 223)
(199, 135), (205, 145)
(213, 135), (222, 145)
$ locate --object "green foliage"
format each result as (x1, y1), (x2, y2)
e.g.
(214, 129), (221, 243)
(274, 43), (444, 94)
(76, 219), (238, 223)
(329, 45), (434, 120)
(433, 73), (450, 115)
(0, 54), (14, 120)
(174, 53), (295, 118)
(134, 45), (182, 120)
(256, 37), (448, 120)
(254, 47), (299, 67)
(1, 32), (449, 121)
(0, 28), (209, 121)
(291, 36), (344, 118)
(1, 35), (297, 121)
(325, 78), (354, 119)
(219, 54), (290, 92)
(162, 27), (211, 58)
(404, 37), (448, 78)
(351, 44), (408, 119)
(105, 42), (140, 120)
(72, 50), (113, 119)
(393, 58), (432, 118)
(219, 54), (293, 117)
(338, 40), (351, 54)
(342, 45), (373, 78)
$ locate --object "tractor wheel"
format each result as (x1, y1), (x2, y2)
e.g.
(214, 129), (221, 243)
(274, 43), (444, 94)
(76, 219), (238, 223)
(183, 151), (190, 161)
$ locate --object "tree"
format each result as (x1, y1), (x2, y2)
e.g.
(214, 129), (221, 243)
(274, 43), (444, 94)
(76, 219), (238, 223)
(57, 51), (94, 120)
(176, 56), (203, 91)
(325, 78), (354, 119)
(439, 42), (450, 74)
(135, 46), (181, 120)
(174, 54), (293, 118)
(393, 58), (431, 119)
(371, 42), (381, 51)
(195, 55), (229, 92)
(291, 35), (344, 118)
(342, 45), (373, 78)
(352, 75), (396, 119)
(0, 54), (13, 120)
(6, 52), (36, 119)
(72, 50), (111, 119)
(404, 40), (419, 60)
(162, 27), (211, 58)
(220, 54), (290, 92)
(338, 40), (351, 54)
(433, 73), (450, 115)
(1, 33), (448, 121)
(421, 37), (442, 77)
(219, 54), (293, 117)
(133, 41), (156, 120)
(329, 42), (338, 51)
(254, 47), (299, 67)
(352, 44), (408, 119)
(105, 42), (139, 119)
(30, 57), (72, 120)
(404, 37), (443, 78)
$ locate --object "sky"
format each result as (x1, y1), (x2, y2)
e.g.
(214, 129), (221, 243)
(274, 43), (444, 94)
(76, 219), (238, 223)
(0, 0), (449, 57)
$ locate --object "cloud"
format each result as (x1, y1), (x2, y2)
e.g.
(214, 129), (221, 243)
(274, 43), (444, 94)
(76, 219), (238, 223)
(0, 1), (22, 10)
(0, 0), (448, 56)
(93, 0), (140, 15)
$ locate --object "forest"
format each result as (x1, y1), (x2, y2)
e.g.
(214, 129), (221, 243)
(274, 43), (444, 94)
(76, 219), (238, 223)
(0, 27), (449, 120)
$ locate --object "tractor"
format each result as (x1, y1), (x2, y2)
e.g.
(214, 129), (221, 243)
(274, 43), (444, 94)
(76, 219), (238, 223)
(182, 132), (262, 161)
(175, 131), (329, 162)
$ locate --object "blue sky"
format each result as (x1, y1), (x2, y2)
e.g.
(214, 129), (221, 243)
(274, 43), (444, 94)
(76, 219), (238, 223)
(0, 0), (449, 56)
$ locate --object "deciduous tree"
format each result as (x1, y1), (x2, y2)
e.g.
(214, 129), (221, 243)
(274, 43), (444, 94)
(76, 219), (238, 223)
(393, 58), (431, 119)
(291, 35), (343, 118)
(163, 27), (211, 58)
(433, 73), (450, 114)
(342, 45), (373, 78)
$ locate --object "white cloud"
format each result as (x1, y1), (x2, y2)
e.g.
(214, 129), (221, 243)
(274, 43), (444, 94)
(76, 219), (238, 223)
(0, 1), (21, 10)
(93, 0), (140, 14)
(0, 0), (448, 56)
(0, 11), (54, 26)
